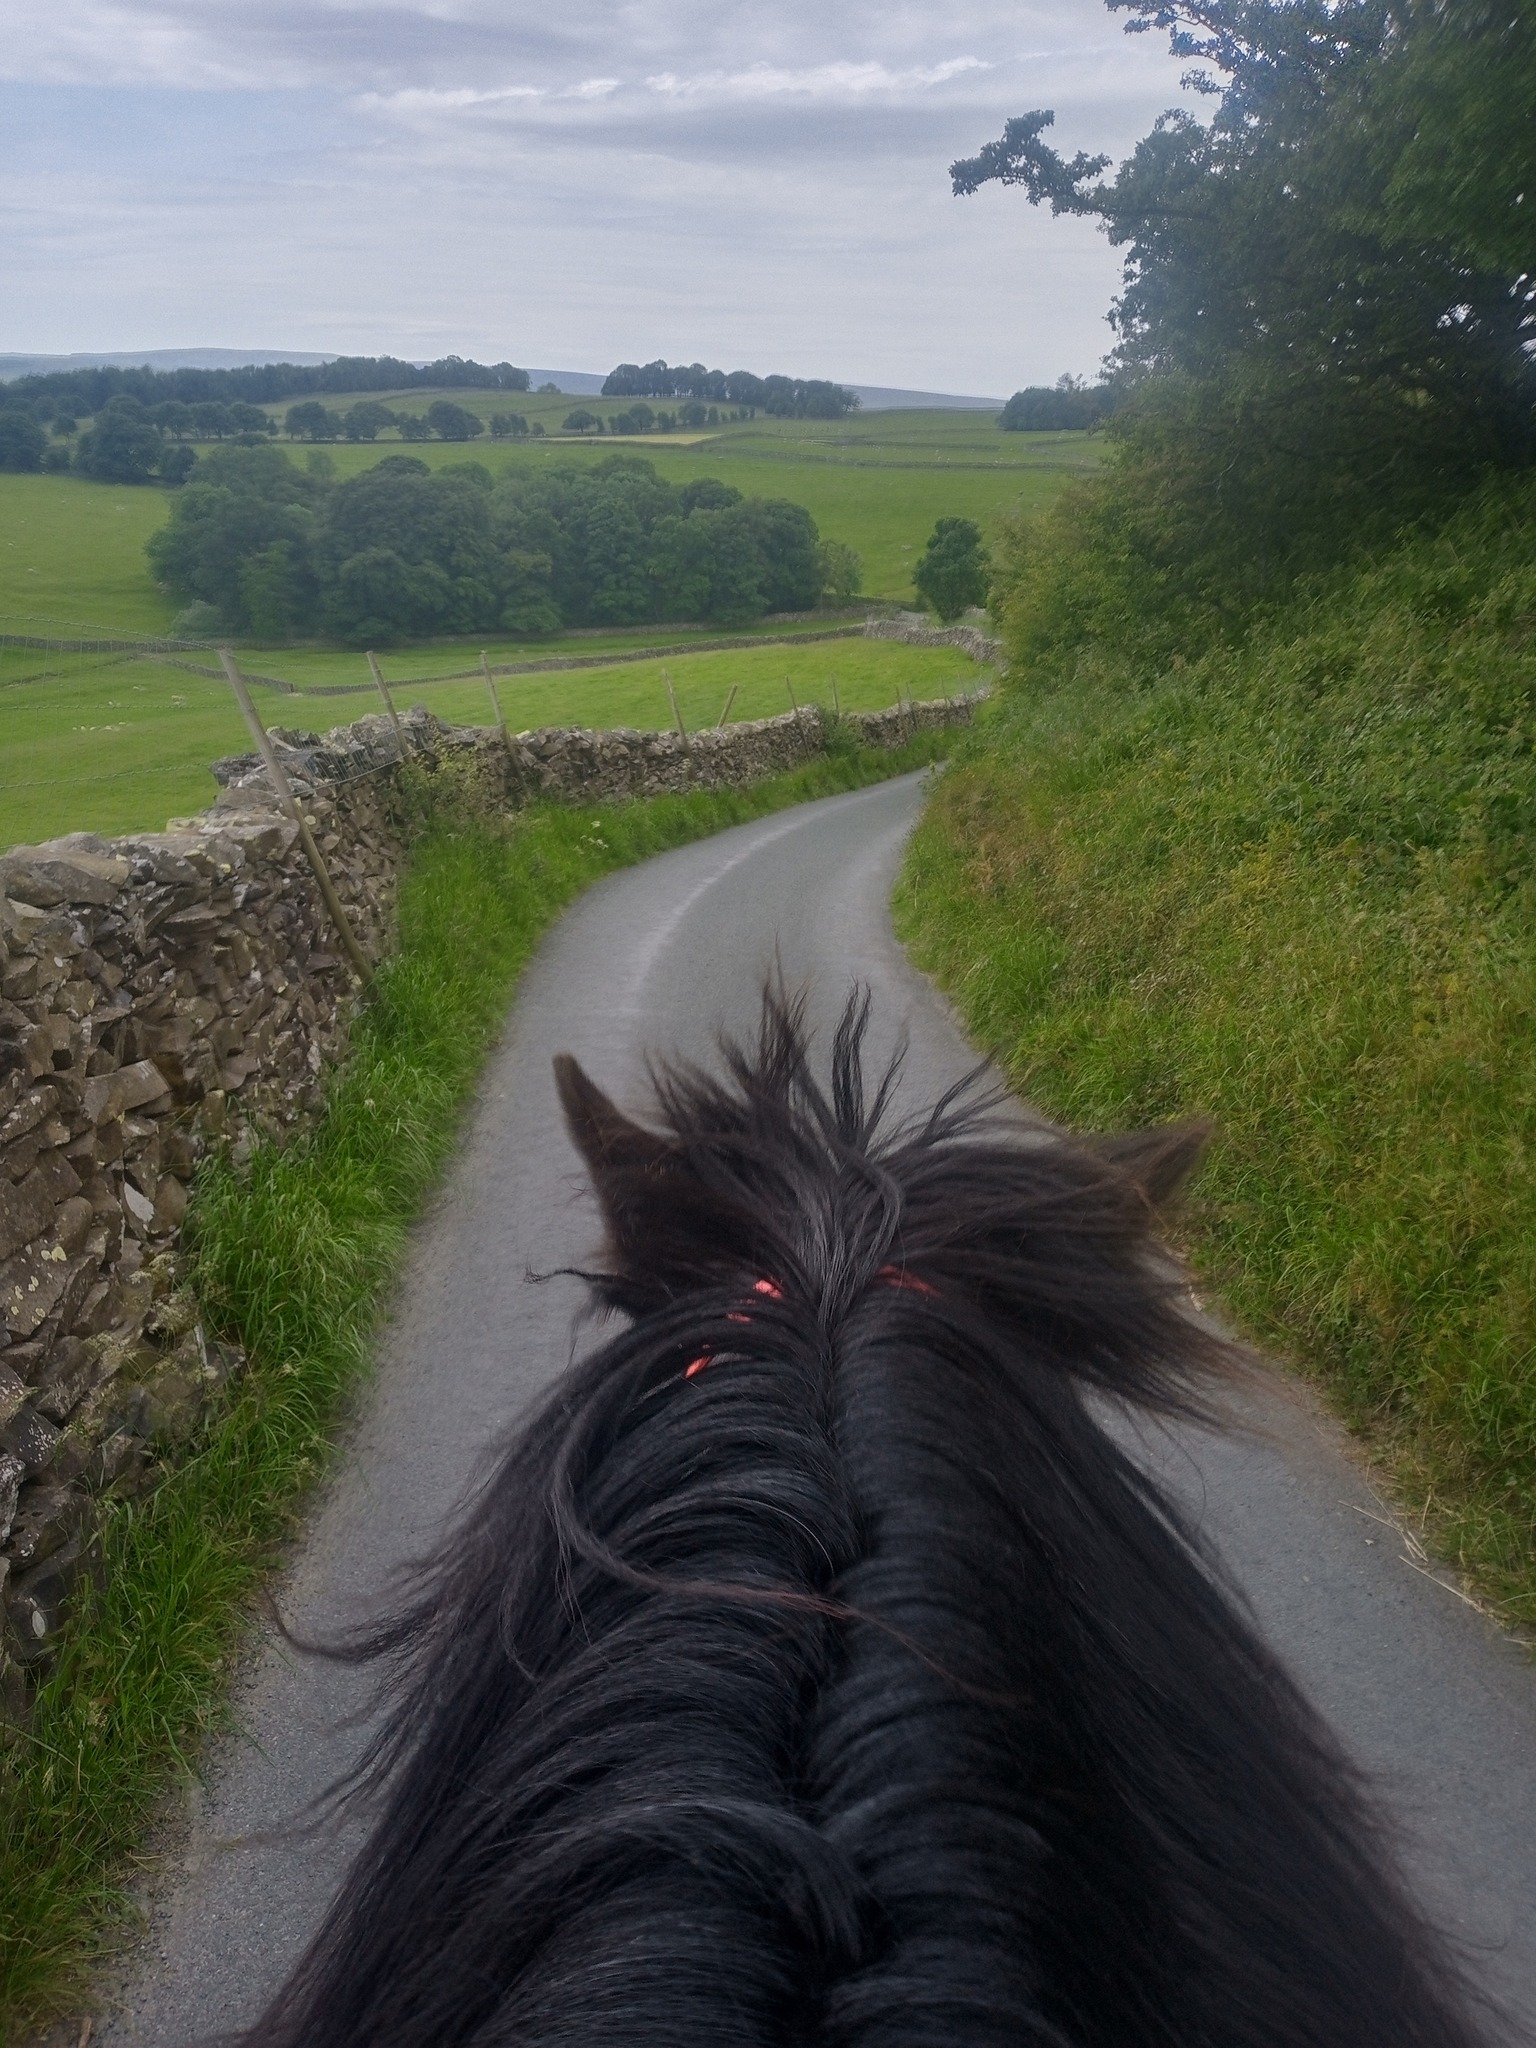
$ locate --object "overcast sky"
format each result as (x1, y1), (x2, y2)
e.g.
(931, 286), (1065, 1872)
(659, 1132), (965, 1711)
(0, 1), (1194, 393)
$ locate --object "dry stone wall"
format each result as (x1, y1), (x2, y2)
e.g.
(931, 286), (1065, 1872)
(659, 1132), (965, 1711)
(864, 614), (1002, 664)
(0, 695), (979, 1713)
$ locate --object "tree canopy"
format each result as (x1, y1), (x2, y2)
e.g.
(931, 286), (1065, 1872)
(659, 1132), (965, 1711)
(913, 519), (989, 622)
(956, 0), (1536, 587)
(0, 353), (529, 420)
(601, 360), (859, 418)
(1000, 379), (1117, 431)
(147, 448), (847, 644)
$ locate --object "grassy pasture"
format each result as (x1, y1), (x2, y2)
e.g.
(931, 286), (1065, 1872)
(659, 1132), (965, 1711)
(0, 473), (178, 633)
(0, 403), (1094, 625)
(252, 399), (1094, 598)
(2, 638), (985, 847)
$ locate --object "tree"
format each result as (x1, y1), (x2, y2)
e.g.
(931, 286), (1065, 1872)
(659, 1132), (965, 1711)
(0, 411), (47, 472)
(239, 539), (304, 640)
(395, 413), (434, 442)
(285, 401), (340, 441)
(229, 402), (276, 437)
(562, 410), (602, 434)
(425, 400), (485, 442)
(817, 537), (863, 600)
(489, 412), (529, 439)
(191, 401), (236, 440)
(74, 397), (164, 484)
(500, 549), (561, 635)
(341, 401), (397, 442)
(999, 380), (1112, 431)
(152, 400), (193, 440)
(951, 0), (1536, 509)
(913, 518), (989, 621)
(146, 444), (324, 622)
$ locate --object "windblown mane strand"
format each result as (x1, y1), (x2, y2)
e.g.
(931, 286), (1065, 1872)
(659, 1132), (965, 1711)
(238, 991), (1498, 2048)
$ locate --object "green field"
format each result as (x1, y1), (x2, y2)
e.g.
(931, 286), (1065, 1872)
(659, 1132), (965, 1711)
(2, 638), (987, 847)
(0, 473), (179, 632)
(2, 398), (1038, 847)
(0, 403), (1096, 628)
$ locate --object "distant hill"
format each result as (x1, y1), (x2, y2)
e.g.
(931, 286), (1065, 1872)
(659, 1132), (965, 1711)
(845, 384), (1001, 412)
(0, 351), (1000, 410)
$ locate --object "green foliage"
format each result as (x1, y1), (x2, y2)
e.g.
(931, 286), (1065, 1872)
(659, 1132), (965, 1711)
(424, 401), (484, 443)
(74, 399), (168, 486)
(912, 516), (989, 621)
(146, 447), (830, 642)
(562, 410), (602, 435)
(897, 474), (1536, 1620)
(284, 401), (340, 443)
(5, 355), (530, 421)
(954, 0), (1536, 570)
(340, 402), (397, 443)
(1000, 379), (1114, 431)
(0, 408), (1093, 626)
(601, 360), (859, 417)
(0, 732), (949, 2036)
(0, 411), (48, 473)
(817, 536), (862, 600)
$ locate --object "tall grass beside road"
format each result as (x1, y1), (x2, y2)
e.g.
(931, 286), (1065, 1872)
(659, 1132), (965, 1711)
(896, 479), (1536, 1625)
(0, 732), (948, 2039)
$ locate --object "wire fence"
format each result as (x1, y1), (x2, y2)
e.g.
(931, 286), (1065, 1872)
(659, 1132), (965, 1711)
(1, 617), (875, 698)
(2, 614), (990, 851)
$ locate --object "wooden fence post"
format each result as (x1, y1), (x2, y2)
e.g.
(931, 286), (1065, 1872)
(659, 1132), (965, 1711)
(829, 673), (841, 716)
(482, 650), (515, 757)
(716, 684), (739, 728)
(366, 650), (405, 757)
(664, 669), (690, 747)
(784, 674), (799, 714)
(219, 649), (373, 985)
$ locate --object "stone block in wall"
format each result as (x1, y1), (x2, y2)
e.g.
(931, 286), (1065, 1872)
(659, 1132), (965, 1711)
(0, 840), (131, 911)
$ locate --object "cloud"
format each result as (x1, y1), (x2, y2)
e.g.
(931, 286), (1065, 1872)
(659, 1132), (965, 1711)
(357, 83), (543, 115)
(0, 0), (1200, 390)
(644, 57), (989, 102)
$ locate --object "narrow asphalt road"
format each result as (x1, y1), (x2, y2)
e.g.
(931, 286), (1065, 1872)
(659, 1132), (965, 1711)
(100, 770), (1536, 2043)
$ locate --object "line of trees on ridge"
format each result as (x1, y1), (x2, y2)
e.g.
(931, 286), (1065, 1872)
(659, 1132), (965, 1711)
(998, 378), (1121, 432)
(148, 446), (862, 645)
(601, 361), (859, 418)
(0, 353), (529, 424)
(0, 393), (546, 483)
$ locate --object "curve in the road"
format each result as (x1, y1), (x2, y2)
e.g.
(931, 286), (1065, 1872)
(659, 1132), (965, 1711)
(100, 771), (1536, 2043)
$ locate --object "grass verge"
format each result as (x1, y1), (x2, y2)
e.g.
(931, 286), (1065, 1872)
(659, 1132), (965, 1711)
(895, 483), (1536, 1628)
(0, 730), (948, 2039)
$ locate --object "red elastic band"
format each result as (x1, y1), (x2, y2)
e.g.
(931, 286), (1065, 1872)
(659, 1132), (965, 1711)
(877, 1264), (939, 1297)
(686, 1268), (935, 1381)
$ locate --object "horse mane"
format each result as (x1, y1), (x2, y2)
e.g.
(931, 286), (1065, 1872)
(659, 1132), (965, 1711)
(239, 990), (1499, 2048)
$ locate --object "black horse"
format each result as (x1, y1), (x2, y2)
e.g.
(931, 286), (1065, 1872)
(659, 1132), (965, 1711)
(242, 993), (1497, 2047)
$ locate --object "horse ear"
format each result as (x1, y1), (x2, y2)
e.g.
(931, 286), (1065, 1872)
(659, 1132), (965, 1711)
(1088, 1120), (1211, 1211)
(554, 1054), (677, 1186)
(553, 1055), (687, 1283)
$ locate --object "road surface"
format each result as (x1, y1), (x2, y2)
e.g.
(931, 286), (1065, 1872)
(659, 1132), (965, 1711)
(100, 770), (1536, 2042)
